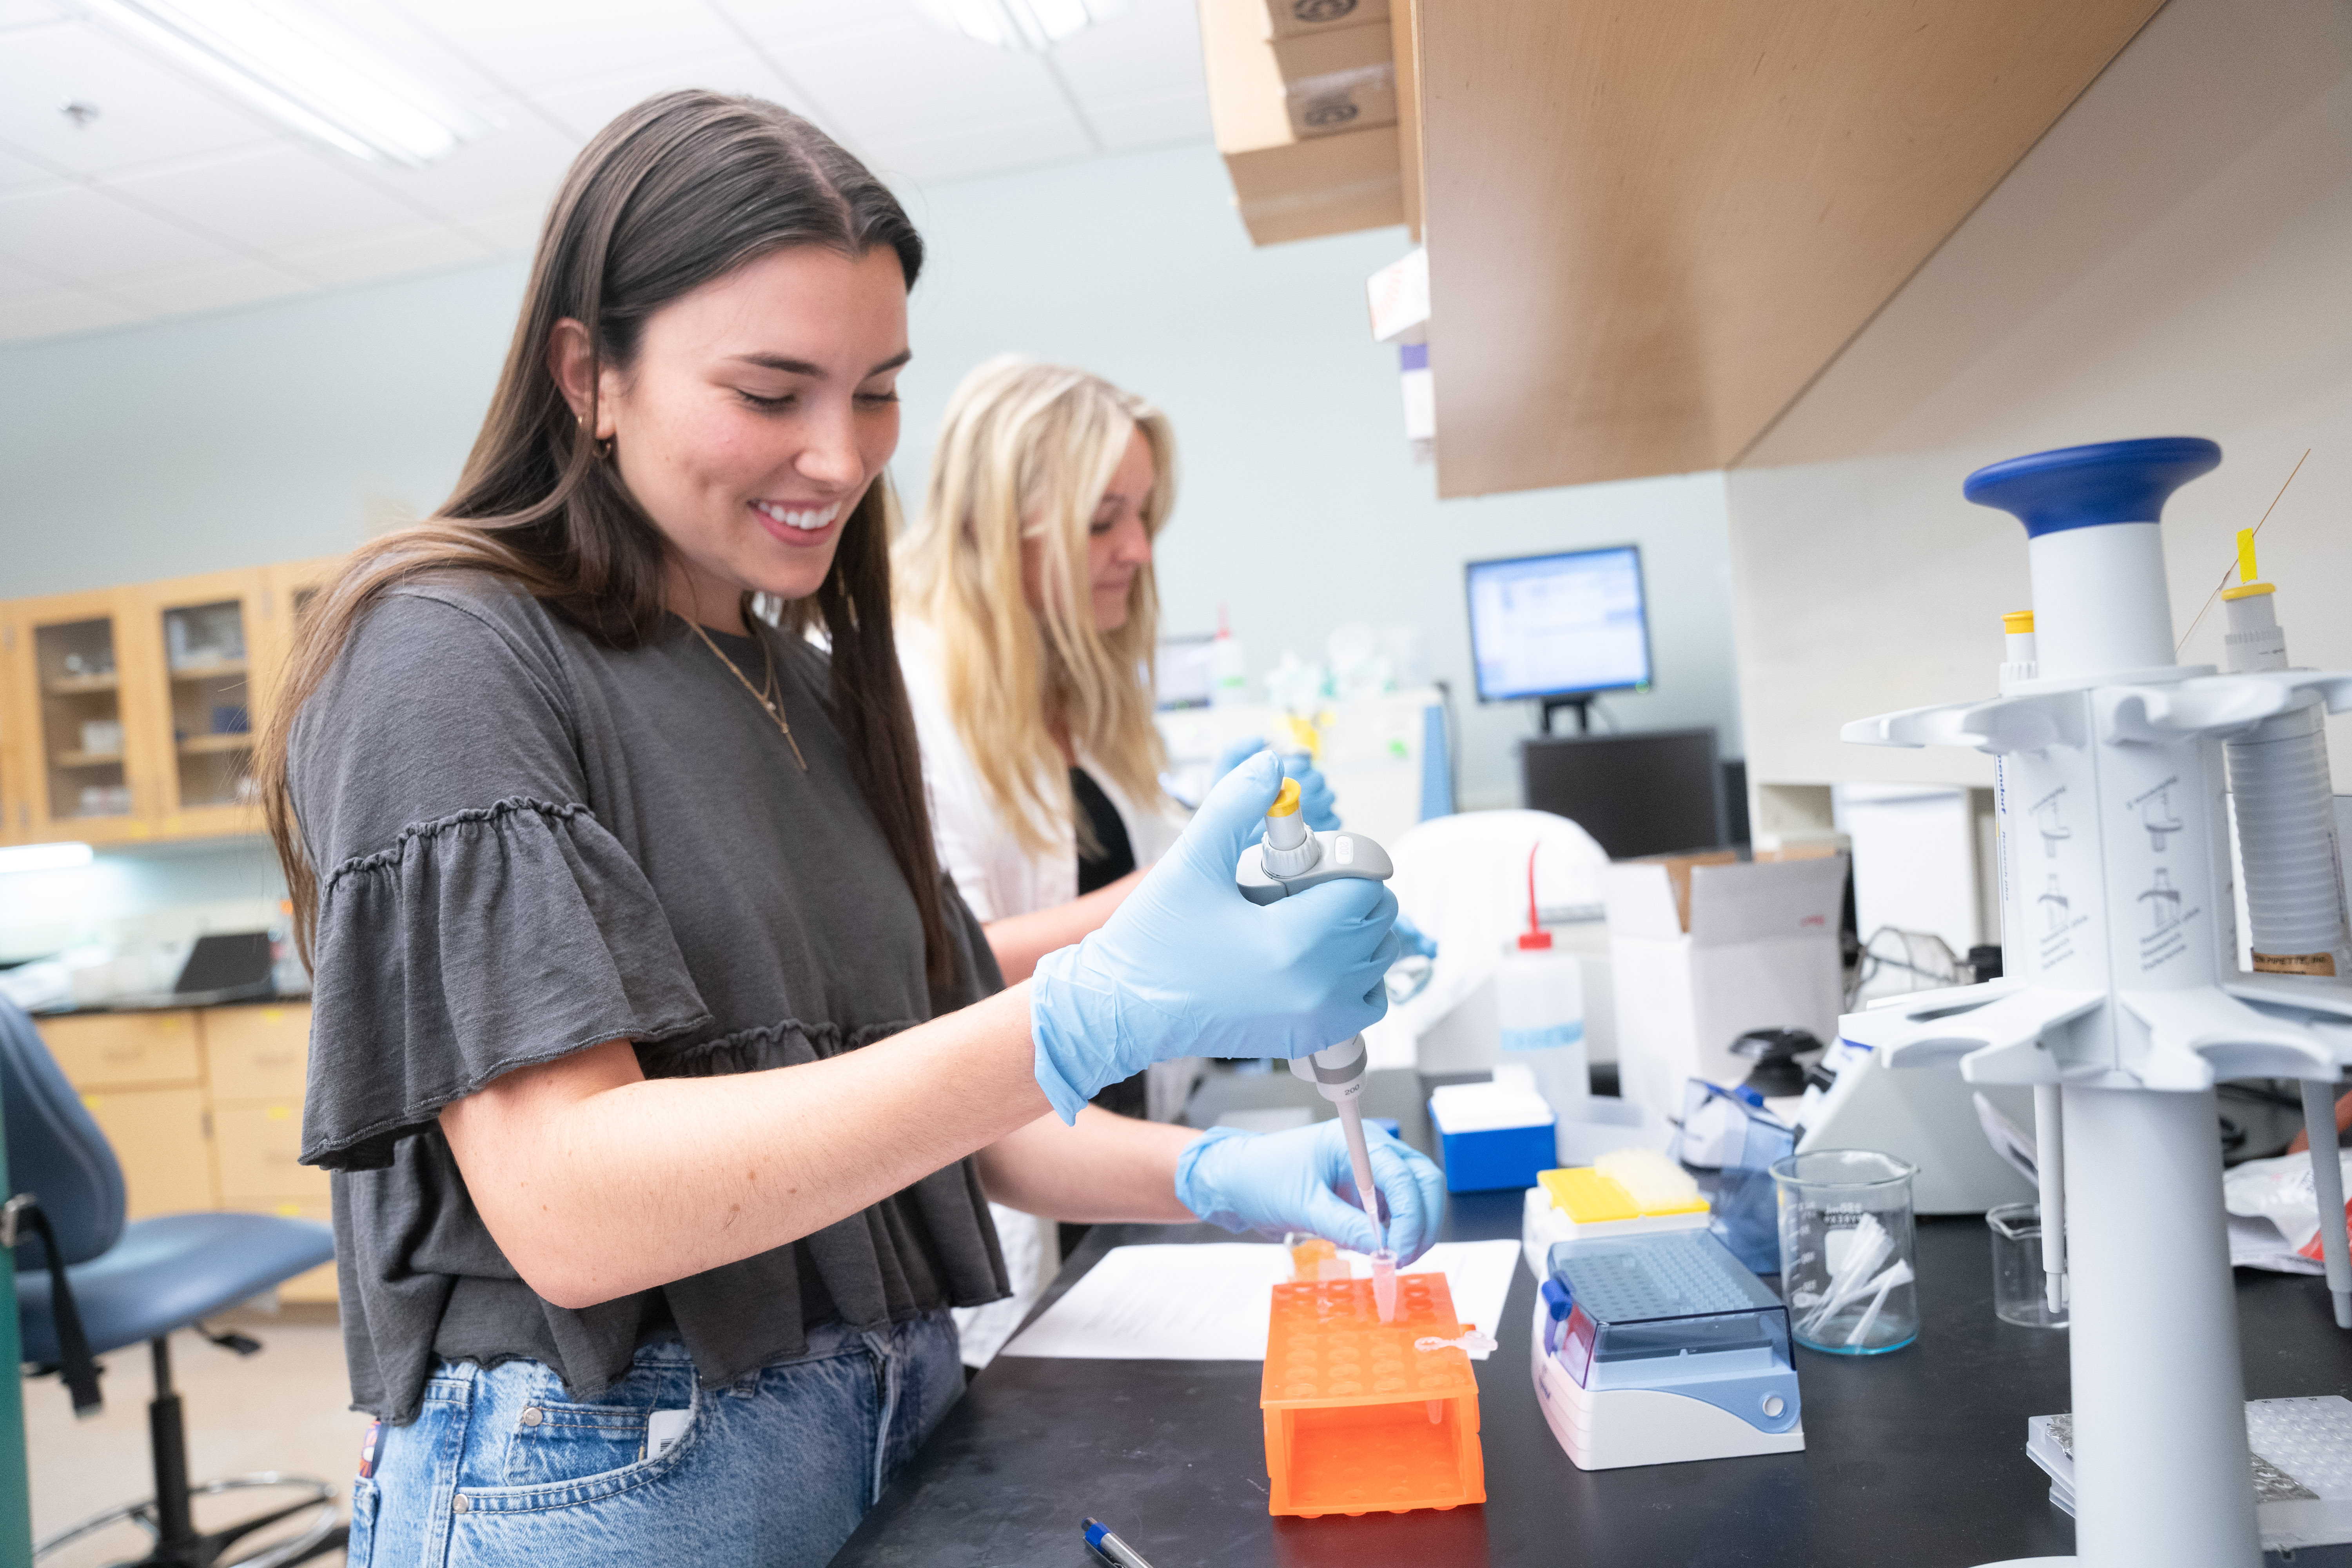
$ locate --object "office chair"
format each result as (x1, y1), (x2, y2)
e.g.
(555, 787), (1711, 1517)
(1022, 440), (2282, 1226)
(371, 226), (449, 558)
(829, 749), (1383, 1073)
(3, 997), (343, 1566)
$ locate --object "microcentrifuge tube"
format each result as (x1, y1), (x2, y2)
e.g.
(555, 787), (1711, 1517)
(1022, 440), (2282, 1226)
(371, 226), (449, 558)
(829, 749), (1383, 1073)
(1372, 1249), (1398, 1322)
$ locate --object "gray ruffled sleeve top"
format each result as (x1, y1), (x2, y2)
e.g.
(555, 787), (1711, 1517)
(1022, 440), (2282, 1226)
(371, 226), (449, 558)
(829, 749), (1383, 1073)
(290, 574), (1009, 1423)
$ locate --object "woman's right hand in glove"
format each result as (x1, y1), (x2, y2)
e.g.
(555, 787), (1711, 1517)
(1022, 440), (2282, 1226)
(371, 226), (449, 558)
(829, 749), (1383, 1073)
(1029, 752), (1400, 1122)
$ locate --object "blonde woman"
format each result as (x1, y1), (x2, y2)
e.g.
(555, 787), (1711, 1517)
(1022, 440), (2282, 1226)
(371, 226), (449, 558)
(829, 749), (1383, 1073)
(895, 358), (1344, 1357)
(897, 358), (1337, 988)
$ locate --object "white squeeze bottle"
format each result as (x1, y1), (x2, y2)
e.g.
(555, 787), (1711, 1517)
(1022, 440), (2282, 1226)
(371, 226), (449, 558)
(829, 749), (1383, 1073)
(1495, 841), (1589, 1145)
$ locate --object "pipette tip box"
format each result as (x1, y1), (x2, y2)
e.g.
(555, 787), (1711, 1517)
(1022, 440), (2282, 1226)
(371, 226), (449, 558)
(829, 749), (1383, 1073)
(1532, 1230), (1804, 1471)
(1428, 1082), (1555, 1193)
(1261, 1273), (1486, 1517)
(1521, 1164), (1711, 1279)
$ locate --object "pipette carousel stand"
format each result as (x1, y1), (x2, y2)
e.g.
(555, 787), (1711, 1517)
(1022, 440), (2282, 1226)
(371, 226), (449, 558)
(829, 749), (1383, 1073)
(1837, 438), (2352, 1568)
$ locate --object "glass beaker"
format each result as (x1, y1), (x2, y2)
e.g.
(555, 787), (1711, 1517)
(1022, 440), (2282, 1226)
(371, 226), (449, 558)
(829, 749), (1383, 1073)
(1770, 1148), (1919, 1354)
(1987, 1201), (2068, 1328)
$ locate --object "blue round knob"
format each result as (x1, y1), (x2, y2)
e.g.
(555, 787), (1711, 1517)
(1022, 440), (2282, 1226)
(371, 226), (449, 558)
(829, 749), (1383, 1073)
(1964, 437), (2221, 538)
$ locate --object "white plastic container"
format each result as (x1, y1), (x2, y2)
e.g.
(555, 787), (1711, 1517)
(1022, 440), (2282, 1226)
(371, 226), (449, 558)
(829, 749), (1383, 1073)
(1499, 843), (1590, 1139)
(1497, 944), (1587, 1123)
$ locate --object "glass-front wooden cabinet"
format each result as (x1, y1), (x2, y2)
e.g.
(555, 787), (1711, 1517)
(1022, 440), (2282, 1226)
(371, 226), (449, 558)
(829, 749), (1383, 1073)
(2, 588), (168, 845)
(0, 556), (345, 846)
(145, 569), (267, 837)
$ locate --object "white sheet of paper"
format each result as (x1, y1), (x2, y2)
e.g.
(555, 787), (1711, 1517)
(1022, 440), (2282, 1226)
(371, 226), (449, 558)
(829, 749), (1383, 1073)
(996, 1238), (1524, 1361)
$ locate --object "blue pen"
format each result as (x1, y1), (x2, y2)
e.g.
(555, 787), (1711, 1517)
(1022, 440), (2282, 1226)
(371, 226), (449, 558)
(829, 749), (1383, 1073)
(1082, 1516), (1156, 1568)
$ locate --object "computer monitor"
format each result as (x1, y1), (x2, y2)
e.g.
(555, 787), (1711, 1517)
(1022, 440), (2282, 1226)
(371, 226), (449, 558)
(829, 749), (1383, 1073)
(1519, 728), (1725, 859)
(1466, 546), (1652, 731)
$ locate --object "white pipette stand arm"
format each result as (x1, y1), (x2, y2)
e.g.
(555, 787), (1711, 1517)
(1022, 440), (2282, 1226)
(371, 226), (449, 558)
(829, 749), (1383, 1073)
(1838, 440), (2352, 1568)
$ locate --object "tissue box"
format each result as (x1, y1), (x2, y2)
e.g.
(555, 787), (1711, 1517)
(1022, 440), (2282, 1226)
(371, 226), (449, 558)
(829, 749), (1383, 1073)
(1428, 1082), (1555, 1193)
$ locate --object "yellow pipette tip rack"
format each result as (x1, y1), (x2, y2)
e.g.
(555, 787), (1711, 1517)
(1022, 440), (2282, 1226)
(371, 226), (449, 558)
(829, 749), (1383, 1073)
(2223, 526), (2275, 600)
(1268, 778), (1303, 817)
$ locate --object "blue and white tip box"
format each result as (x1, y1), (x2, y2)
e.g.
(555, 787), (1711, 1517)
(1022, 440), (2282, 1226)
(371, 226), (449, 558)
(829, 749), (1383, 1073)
(1532, 1230), (1805, 1470)
(1428, 1081), (1556, 1194)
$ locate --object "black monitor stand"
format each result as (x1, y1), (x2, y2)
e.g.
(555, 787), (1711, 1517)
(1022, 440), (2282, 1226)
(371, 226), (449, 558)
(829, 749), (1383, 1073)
(1539, 695), (1594, 735)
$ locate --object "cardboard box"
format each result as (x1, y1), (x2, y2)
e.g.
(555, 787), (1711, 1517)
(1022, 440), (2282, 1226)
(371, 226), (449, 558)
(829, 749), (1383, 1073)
(1605, 855), (1848, 1121)
(1271, 20), (1396, 138)
(1203, 0), (1404, 243)
(1261, 0), (1390, 41)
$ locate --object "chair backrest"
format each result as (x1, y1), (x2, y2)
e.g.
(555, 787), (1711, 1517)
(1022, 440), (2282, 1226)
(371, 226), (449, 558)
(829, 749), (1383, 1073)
(0, 998), (125, 1269)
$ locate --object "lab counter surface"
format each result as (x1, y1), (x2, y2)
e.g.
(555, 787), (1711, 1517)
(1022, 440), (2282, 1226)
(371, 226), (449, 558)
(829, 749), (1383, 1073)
(835, 1098), (2352, 1566)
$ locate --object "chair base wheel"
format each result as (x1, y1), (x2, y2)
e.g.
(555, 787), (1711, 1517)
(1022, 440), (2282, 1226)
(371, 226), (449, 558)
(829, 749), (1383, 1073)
(35, 1472), (344, 1568)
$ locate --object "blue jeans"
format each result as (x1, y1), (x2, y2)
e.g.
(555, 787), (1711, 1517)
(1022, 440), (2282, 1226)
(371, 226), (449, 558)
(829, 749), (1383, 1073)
(348, 1312), (962, 1568)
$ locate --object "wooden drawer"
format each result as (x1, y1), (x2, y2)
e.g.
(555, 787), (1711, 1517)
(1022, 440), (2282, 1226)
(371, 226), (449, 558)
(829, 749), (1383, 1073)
(78, 1087), (214, 1218)
(221, 1198), (339, 1306)
(203, 1003), (311, 1101)
(213, 1100), (330, 1202)
(42, 1011), (201, 1089)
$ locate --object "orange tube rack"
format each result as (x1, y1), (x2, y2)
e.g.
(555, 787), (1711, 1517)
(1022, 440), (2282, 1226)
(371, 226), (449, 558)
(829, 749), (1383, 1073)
(1259, 1273), (1488, 1517)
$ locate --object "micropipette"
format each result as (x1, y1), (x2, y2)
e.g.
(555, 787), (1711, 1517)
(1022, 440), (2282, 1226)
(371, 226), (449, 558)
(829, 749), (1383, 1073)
(1237, 777), (1401, 1317)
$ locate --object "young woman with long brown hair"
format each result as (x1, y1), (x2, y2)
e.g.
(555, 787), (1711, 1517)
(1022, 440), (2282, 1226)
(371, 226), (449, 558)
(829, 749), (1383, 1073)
(257, 91), (1439, 1565)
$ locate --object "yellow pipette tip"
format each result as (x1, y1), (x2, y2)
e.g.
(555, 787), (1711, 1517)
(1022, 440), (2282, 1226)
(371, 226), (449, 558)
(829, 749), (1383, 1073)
(2225, 528), (2276, 599)
(1267, 778), (1303, 817)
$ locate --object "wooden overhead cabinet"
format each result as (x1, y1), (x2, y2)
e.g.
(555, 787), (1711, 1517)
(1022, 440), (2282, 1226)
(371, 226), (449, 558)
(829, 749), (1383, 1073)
(1196, 0), (2166, 495)
(1412, 0), (2165, 497)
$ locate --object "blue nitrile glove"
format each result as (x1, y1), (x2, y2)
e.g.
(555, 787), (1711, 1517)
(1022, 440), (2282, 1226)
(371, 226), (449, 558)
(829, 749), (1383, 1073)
(1392, 913), (1437, 960)
(1212, 737), (1341, 833)
(1030, 752), (1401, 1122)
(1174, 1121), (1448, 1263)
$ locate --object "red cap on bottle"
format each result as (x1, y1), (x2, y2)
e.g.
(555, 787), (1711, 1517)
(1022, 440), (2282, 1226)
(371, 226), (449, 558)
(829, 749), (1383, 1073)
(1518, 842), (1550, 949)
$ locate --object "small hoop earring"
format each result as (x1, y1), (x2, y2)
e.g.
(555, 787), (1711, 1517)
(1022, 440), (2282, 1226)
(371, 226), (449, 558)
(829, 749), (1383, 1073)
(594, 434), (614, 462)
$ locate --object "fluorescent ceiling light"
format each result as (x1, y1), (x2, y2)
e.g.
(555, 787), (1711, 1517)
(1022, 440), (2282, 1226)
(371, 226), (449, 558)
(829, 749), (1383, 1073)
(81, 0), (495, 167)
(912, 0), (1130, 53)
(0, 842), (95, 874)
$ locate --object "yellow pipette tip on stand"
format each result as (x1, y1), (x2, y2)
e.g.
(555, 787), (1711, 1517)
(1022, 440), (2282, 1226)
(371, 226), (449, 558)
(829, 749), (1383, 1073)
(2223, 526), (2276, 600)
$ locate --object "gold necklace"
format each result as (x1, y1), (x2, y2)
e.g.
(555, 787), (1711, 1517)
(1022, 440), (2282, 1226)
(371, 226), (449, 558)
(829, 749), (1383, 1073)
(682, 614), (808, 771)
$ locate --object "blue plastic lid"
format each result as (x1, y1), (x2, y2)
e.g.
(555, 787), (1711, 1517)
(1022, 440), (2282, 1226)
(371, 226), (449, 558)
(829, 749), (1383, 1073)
(1963, 437), (2220, 538)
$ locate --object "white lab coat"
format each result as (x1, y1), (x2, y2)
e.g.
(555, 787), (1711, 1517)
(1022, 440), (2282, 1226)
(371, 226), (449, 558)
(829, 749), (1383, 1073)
(898, 619), (1192, 1365)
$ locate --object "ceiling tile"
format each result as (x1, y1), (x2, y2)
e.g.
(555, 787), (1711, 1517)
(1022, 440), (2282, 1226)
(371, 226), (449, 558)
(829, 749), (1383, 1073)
(358, 100), (581, 223)
(0, 142), (65, 193)
(274, 217), (495, 286)
(103, 255), (316, 315)
(767, 20), (1072, 147)
(1083, 88), (1210, 151)
(527, 49), (825, 143)
(386, 0), (742, 93)
(868, 113), (1094, 188)
(0, 181), (241, 283)
(0, 20), (278, 178)
(714, 0), (919, 46)
(0, 252), (65, 296)
(0, 285), (141, 341)
(103, 143), (434, 252)
(444, 200), (551, 255)
(0, 0), (69, 28)
(1049, 0), (1206, 107)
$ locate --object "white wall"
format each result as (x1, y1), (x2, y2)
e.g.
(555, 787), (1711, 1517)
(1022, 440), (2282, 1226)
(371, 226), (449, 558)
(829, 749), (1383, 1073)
(0, 140), (1743, 820)
(1725, 0), (2352, 798)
